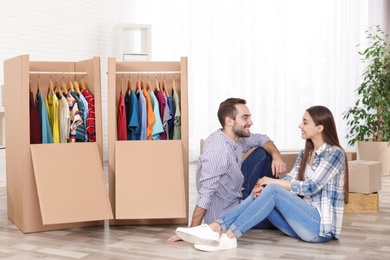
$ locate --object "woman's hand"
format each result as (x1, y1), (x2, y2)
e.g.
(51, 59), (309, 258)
(253, 177), (292, 198)
(253, 177), (277, 198)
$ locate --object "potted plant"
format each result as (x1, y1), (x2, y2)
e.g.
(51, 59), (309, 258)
(343, 25), (390, 174)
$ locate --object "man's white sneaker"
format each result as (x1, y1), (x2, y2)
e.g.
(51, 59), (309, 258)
(194, 234), (237, 252)
(175, 224), (220, 246)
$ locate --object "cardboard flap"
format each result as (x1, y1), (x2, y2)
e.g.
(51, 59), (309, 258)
(115, 140), (186, 219)
(31, 143), (113, 225)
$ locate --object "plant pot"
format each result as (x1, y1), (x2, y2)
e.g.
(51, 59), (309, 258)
(358, 141), (390, 174)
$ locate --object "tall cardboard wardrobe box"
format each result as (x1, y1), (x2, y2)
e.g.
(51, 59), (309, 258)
(4, 55), (113, 233)
(107, 57), (188, 225)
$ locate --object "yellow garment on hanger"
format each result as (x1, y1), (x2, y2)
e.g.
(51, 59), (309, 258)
(46, 82), (60, 143)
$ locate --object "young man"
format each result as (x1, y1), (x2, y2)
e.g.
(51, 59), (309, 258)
(169, 98), (286, 242)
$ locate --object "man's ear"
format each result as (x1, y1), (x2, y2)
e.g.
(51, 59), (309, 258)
(225, 116), (234, 127)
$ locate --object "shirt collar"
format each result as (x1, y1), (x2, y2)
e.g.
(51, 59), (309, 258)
(313, 143), (330, 155)
(218, 129), (239, 148)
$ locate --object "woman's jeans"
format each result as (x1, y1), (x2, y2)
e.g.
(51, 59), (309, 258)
(216, 183), (332, 242)
(241, 147), (275, 229)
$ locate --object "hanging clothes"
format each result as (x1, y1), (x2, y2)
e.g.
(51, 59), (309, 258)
(30, 91), (41, 144)
(162, 81), (174, 139)
(125, 90), (140, 140)
(149, 90), (164, 140)
(46, 90), (60, 143)
(137, 87), (147, 140)
(154, 89), (167, 140)
(82, 88), (96, 142)
(70, 91), (86, 142)
(142, 86), (155, 140)
(58, 95), (71, 143)
(172, 88), (181, 140)
(161, 91), (172, 140)
(65, 92), (83, 143)
(36, 91), (53, 144)
(117, 91), (127, 140)
(167, 95), (174, 140)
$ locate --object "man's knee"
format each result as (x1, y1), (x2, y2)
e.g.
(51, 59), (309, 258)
(242, 147), (273, 179)
(243, 147), (272, 169)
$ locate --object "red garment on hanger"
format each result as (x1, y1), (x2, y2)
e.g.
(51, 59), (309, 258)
(117, 91), (127, 140)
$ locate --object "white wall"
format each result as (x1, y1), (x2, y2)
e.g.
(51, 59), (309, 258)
(1, 0), (389, 163)
(0, 0), (124, 161)
(120, 0), (390, 161)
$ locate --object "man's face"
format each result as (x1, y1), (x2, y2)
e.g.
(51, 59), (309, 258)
(231, 104), (253, 138)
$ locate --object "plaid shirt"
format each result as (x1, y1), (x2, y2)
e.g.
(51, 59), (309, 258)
(283, 143), (346, 239)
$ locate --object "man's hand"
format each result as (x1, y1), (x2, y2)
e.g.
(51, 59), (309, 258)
(262, 140), (287, 177)
(168, 235), (182, 242)
(168, 205), (206, 242)
(271, 156), (287, 177)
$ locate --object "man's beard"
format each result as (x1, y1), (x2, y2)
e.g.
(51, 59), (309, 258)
(232, 125), (250, 138)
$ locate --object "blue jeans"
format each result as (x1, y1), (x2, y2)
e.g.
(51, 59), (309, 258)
(216, 183), (332, 242)
(241, 147), (275, 229)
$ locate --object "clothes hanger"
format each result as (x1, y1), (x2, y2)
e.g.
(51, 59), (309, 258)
(37, 75), (41, 94)
(146, 80), (152, 91)
(67, 81), (75, 92)
(163, 81), (169, 97)
(172, 76), (176, 92)
(74, 80), (81, 96)
(55, 80), (63, 98)
(136, 81), (141, 94)
(48, 78), (55, 97)
(62, 81), (69, 95)
(54, 79), (59, 92)
(80, 79), (87, 92)
(127, 79), (132, 94)
(121, 77), (124, 94)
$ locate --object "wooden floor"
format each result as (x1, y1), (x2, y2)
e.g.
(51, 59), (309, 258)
(0, 151), (389, 259)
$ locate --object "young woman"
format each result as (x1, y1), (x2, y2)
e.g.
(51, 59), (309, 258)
(176, 105), (349, 251)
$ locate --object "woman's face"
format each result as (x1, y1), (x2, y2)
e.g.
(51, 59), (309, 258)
(299, 111), (322, 140)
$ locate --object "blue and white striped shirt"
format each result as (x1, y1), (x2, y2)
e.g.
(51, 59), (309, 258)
(283, 143), (346, 239)
(196, 129), (270, 224)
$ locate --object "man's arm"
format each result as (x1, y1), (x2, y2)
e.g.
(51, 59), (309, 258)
(190, 205), (207, 227)
(262, 140), (287, 177)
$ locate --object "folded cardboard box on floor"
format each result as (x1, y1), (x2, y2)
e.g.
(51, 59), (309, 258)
(344, 192), (379, 213)
(348, 160), (382, 194)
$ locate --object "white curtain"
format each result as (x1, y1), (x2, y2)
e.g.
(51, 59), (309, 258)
(122, 0), (389, 161)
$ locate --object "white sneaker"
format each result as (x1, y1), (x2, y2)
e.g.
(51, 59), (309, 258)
(176, 224), (220, 246)
(194, 234), (237, 252)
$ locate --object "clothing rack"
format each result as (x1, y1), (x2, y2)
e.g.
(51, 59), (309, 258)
(29, 71), (88, 75)
(114, 71), (181, 74)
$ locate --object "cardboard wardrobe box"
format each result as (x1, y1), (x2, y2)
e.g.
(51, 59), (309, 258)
(4, 55), (113, 233)
(344, 192), (379, 213)
(107, 57), (189, 225)
(348, 160), (382, 194)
